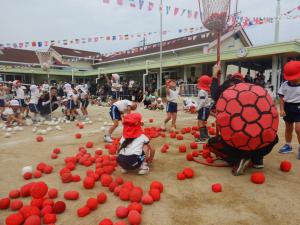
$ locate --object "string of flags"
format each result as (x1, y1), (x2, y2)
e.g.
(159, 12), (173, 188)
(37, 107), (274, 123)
(0, 4), (299, 50)
(101, 0), (199, 19)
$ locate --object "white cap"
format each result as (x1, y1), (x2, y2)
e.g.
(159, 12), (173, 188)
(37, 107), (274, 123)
(10, 99), (20, 106)
(112, 73), (120, 80)
(12, 80), (21, 86)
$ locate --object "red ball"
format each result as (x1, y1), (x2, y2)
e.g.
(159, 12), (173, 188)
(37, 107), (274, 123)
(86, 198), (98, 210)
(212, 183), (222, 192)
(64, 191), (79, 200)
(20, 182), (35, 197)
(179, 145), (187, 153)
(101, 174), (113, 187)
(150, 181), (163, 193)
(23, 172), (32, 180)
(160, 147), (168, 153)
(202, 149), (211, 158)
(116, 206), (129, 218)
(83, 176), (95, 189)
(30, 182), (48, 199)
(86, 141), (94, 148)
(0, 198), (10, 209)
(148, 189), (160, 201)
(206, 157), (213, 164)
(41, 205), (53, 216)
(72, 174), (81, 182)
(129, 188), (143, 202)
(9, 189), (20, 199)
(186, 153), (194, 161)
(149, 118), (154, 123)
(53, 148), (61, 154)
(127, 202), (143, 213)
(170, 133), (176, 138)
(51, 153), (58, 159)
(251, 172), (266, 184)
(280, 161), (292, 172)
(5, 213), (24, 225)
(48, 188), (58, 199)
(141, 194), (153, 205)
(10, 199), (23, 211)
(177, 172), (186, 180)
(119, 188), (131, 201)
(190, 142), (198, 149)
(43, 213), (56, 224)
(33, 170), (42, 178)
(24, 215), (41, 225)
(192, 151), (199, 157)
(176, 135), (184, 140)
(77, 206), (90, 217)
(183, 168), (194, 179)
(53, 201), (66, 214)
(128, 210), (142, 225)
(19, 205), (40, 219)
(114, 221), (128, 225)
(99, 218), (113, 225)
(36, 136), (44, 142)
(97, 192), (107, 204)
(115, 177), (124, 185)
(43, 165), (53, 174)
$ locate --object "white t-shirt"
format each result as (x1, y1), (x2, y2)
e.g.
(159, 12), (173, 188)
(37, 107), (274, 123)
(29, 92), (41, 104)
(15, 87), (25, 99)
(113, 100), (132, 112)
(278, 81), (300, 103)
(119, 134), (150, 156)
(167, 88), (180, 103)
(2, 108), (14, 116)
(196, 89), (211, 111)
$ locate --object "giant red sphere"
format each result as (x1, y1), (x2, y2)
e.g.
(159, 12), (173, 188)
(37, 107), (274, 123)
(216, 83), (279, 151)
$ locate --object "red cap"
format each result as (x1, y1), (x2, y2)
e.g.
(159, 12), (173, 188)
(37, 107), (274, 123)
(122, 113), (143, 138)
(232, 72), (244, 80)
(197, 75), (212, 91)
(284, 61), (300, 81)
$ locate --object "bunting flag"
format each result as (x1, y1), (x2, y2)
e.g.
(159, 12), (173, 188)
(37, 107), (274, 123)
(129, 0), (136, 8)
(138, 0), (144, 10)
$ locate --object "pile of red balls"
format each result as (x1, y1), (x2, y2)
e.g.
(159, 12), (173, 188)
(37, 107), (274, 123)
(177, 168), (195, 180)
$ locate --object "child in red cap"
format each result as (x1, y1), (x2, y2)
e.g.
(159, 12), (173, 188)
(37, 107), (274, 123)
(195, 75), (212, 143)
(117, 113), (155, 175)
(162, 79), (184, 131)
(278, 61), (300, 159)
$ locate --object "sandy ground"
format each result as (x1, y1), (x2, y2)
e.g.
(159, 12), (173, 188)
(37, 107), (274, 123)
(0, 105), (300, 225)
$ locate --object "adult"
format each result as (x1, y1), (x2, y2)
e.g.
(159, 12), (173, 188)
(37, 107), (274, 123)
(37, 87), (59, 119)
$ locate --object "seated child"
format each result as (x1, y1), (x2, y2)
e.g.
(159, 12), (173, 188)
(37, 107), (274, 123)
(117, 113), (155, 175)
(1, 100), (23, 126)
(149, 97), (164, 110)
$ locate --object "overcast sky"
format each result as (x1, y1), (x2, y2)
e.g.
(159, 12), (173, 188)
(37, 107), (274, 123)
(0, 0), (299, 53)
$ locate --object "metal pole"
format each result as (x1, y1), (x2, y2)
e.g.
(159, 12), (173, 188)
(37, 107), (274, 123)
(159, 0), (163, 97)
(71, 68), (74, 83)
(274, 0), (280, 43)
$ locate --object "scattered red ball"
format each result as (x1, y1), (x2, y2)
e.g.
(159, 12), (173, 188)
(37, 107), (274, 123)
(128, 210), (142, 225)
(64, 190), (79, 200)
(5, 213), (24, 225)
(36, 136), (44, 142)
(116, 206), (129, 218)
(23, 172), (32, 180)
(24, 215), (41, 225)
(86, 141), (94, 148)
(101, 174), (113, 187)
(99, 218), (113, 225)
(97, 192), (107, 204)
(212, 183), (222, 193)
(177, 172), (186, 180)
(205, 157), (213, 164)
(33, 170), (42, 178)
(43, 165), (53, 174)
(202, 149), (211, 158)
(43, 213), (57, 224)
(251, 172), (265, 184)
(114, 221), (128, 225)
(119, 188), (131, 201)
(192, 151), (199, 157)
(186, 153), (194, 161)
(9, 190), (20, 199)
(127, 202), (143, 213)
(183, 168), (194, 179)
(10, 199), (23, 211)
(30, 182), (48, 199)
(149, 118), (154, 123)
(150, 181), (164, 193)
(51, 153), (58, 159)
(53, 201), (66, 214)
(141, 194), (153, 205)
(280, 161), (292, 172)
(148, 189), (160, 201)
(77, 206), (91, 217)
(179, 145), (187, 153)
(86, 198), (98, 211)
(53, 148), (61, 154)
(75, 133), (82, 139)
(190, 142), (198, 149)
(83, 176), (95, 189)
(176, 135), (184, 140)
(48, 188), (58, 199)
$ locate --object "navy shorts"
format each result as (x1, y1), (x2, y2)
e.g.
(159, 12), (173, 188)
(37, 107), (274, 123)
(284, 103), (300, 123)
(166, 102), (178, 113)
(198, 107), (210, 121)
(67, 100), (76, 110)
(29, 103), (39, 113)
(81, 99), (89, 108)
(18, 99), (27, 107)
(0, 99), (5, 107)
(109, 105), (121, 121)
(117, 152), (145, 170)
(111, 91), (119, 100)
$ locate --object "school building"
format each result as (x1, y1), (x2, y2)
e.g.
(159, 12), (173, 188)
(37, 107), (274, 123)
(0, 27), (299, 93)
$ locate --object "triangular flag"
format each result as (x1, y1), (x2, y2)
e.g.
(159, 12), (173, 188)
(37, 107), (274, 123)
(148, 2), (154, 11)
(117, 0), (123, 5)
(129, 0), (136, 7)
(194, 11), (198, 19)
(139, 0), (144, 10)
(188, 10), (192, 18)
(174, 7), (179, 16)
(181, 9), (186, 16)
(166, 6), (171, 15)
(103, 0), (110, 3)
(31, 42), (37, 47)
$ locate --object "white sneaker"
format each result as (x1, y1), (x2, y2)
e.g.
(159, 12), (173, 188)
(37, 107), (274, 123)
(138, 162), (149, 175)
(104, 135), (113, 143)
(120, 168), (128, 174)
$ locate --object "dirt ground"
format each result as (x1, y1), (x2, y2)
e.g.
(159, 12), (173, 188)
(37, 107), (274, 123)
(0, 105), (299, 225)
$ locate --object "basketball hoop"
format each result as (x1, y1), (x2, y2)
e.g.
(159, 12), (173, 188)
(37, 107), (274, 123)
(36, 51), (52, 72)
(198, 0), (233, 67)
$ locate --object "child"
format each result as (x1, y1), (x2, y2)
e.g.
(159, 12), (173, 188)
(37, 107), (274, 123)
(1, 100), (23, 126)
(278, 61), (300, 159)
(105, 74), (121, 101)
(117, 113), (155, 175)
(0, 83), (7, 114)
(13, 80), (26, 115)
(77, 86), (89, 119)
(64, 84), (77, 121)
(28, 85), (41, 122)
(104, 99), (137, 143)
(162, 79), (184, 131)
(195, 75), (212, 143)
